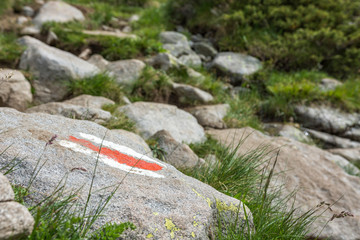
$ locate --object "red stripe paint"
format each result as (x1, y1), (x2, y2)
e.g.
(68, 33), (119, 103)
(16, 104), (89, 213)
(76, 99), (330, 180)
(69, 136), (163, 171)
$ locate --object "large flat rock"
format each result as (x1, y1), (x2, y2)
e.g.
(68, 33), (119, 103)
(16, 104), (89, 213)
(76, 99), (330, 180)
(18, 36), (100, 103)
(0, 108), (249, 239)
(117, 102), (206, 144)
(207, 127), (360, 240)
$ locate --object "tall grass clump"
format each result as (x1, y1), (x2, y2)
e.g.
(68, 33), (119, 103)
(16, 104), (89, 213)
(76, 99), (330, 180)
(188, 136), (322, 239)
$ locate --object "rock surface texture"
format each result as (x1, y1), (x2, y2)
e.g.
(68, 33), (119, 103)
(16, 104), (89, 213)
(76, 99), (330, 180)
(106, 59), (146, 85)
(0, 173), (34, 240)
(64, 95), (115, 109)
(0, 108), (252, 240)
(186, 104), (229, 129)
(33, 1), (85, 27)
(117, 102), (206, 144)
(18, 36), (100, 103)
(208, 127), (360, 240)
(171, 82), (214, 103)
(0, 69), (32, 111)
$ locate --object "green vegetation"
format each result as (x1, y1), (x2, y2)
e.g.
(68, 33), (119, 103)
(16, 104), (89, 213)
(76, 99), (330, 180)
(167, 0), (360, 78)
(0, 33), (24, 68)
(188, 138), (321, 239)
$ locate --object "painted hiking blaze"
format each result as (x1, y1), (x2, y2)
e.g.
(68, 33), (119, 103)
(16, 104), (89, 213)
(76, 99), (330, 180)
(59, 132), (166, 178)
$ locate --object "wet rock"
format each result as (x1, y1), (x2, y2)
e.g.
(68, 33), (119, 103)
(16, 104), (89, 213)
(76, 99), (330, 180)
(305, 128), (360, 149)
(171, 82), (213, 103)
(207, 127), (360, 240)
(106, 59), (146, 85)
(18, 36), (100, 103)
(117, 102), (206, 144)
(33, 1), (85, 27)
(0, 69), (32, 111)
(211, 52), (262, 82)
(186, 104), (229, 129)
(151, 130), (202, 169)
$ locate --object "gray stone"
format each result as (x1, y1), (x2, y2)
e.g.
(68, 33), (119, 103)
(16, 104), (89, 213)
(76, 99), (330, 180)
(264, 123), (312, 143)
(305, 128), (360, 149)
(159, 31), (188, 45)
(33, 1), (85, 27)
(117, 102), (206, 144)
(26, 102), (112, 124)
(343, 128), (360, 142)
(128, 14), (140, 22)
(186, 104), (229, 129)
(211, 52), (262, 81)
(151, 130), (201, 169)
(0, 202), (34, 240)
(320, 78), (343, 91)
(20, 26), (41, 36)
(46, 30), (58, 45)
(207, 127), (360, 240)
(163, 43), (192, 58)
(0, 108), (252, 240)
(0, 69), (32, 111)
(192, 42), (218, 58)
(64, 95), (114, 109)
(87, 54), (109, 71)
(110, 129), (151, 155)
(16, 16), (29, 25)
(22, 6), (34, 17)
(82, 30), (137, 40)
(186, 68), (205, 81)
(106, 59), (145, 85)
(295, 105), (360, 134)
(147, 53), (180, 71)
(18, 36), (100, 103)
(178, 54), (202, 67)
(171, 82), (214, 103)
(328, 148), (360, 165)
(0, 173), (14, 202)
(78, 48), (92, 60)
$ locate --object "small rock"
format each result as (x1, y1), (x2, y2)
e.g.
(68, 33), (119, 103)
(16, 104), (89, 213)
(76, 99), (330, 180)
(178, 54), (202, 67)
(82, 30), (137, 39)
(320, 78), (343, 91)
(64, 95), (115, 109)
(117, 102), (206, 144)
(211, 52), (262, 82)
(16, 16), (29, 25)
(186, 104), (229, 129)
(329, 148), (360, 165)
(122, 26), (132, 33)
(342, 128), (360, 142)
(128, 14), (140, 22)
(147, 53), (180, 71)
(22, 6), (34, 17)
(33, 1), (85, 27)
(122, 96), (131, 105)
(78, 48), (92, 60)
(186, 68), (205, 81)
(159, 31), (188, 45)
(87, 54), (109, 71)
(26, 102), (112, 124)
(20, 26), (41, 36)
(171, 82), (214, 103)
(46, 30), (58, 45)
(151, 130), (202, 169)
(163, 43), (193, 58)
(106, 59), (146, 85)
(264, 123), (312, 143)
(0, 173), (14, 202)
(192, 42), (218, 58)
(305, 128), (360, 149)
(0, 69), (33, 111)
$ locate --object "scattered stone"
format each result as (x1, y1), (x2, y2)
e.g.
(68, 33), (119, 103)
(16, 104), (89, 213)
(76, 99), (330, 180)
(128, 14), (140, 22)
(163, 43), (193, 57)
(33, 1), (85, 27)
(109, 17), (128, 29)
(122, 96), (131, 105)
(192, 42), (218, 58)
(186, 68), (205, 81)
(171, 82), (214, 103)
(328, 148), (360, 165)
(122, 26), (132, 33)
(20, 26), (41, 36)
(264, 123), (312, 143)
(211, 52), (262, 82)
(147, 53), (180, 71)
(0, 173), (34, 240)
(18, 36), (100, 102)
(87, 54), (109, 71)
(342, 128), (360, 142)
(295, 105), (359, 134)
(207, 127), (360, 240)
(64, 95), (115, 109)
(82, 30), (137, 39)
(186, 104), (229, 129)
(320, 78), (343, 91)
(117, 102), (206, 144)
(46, 30), (58, 45)
(22, 6), (34, 17)
(305, 128), (360, 149)
(26, 102), (112, 124)
(151, 130), (202, 169)
(78, 48), (92, 60)
(0, 69), (32, 111)
(0, 108), (251, 240)
(106, 59), (146, 85)
(16, 16), (29, 25)
(159, 31), (188, 45)
(178, 54), (202, 67)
